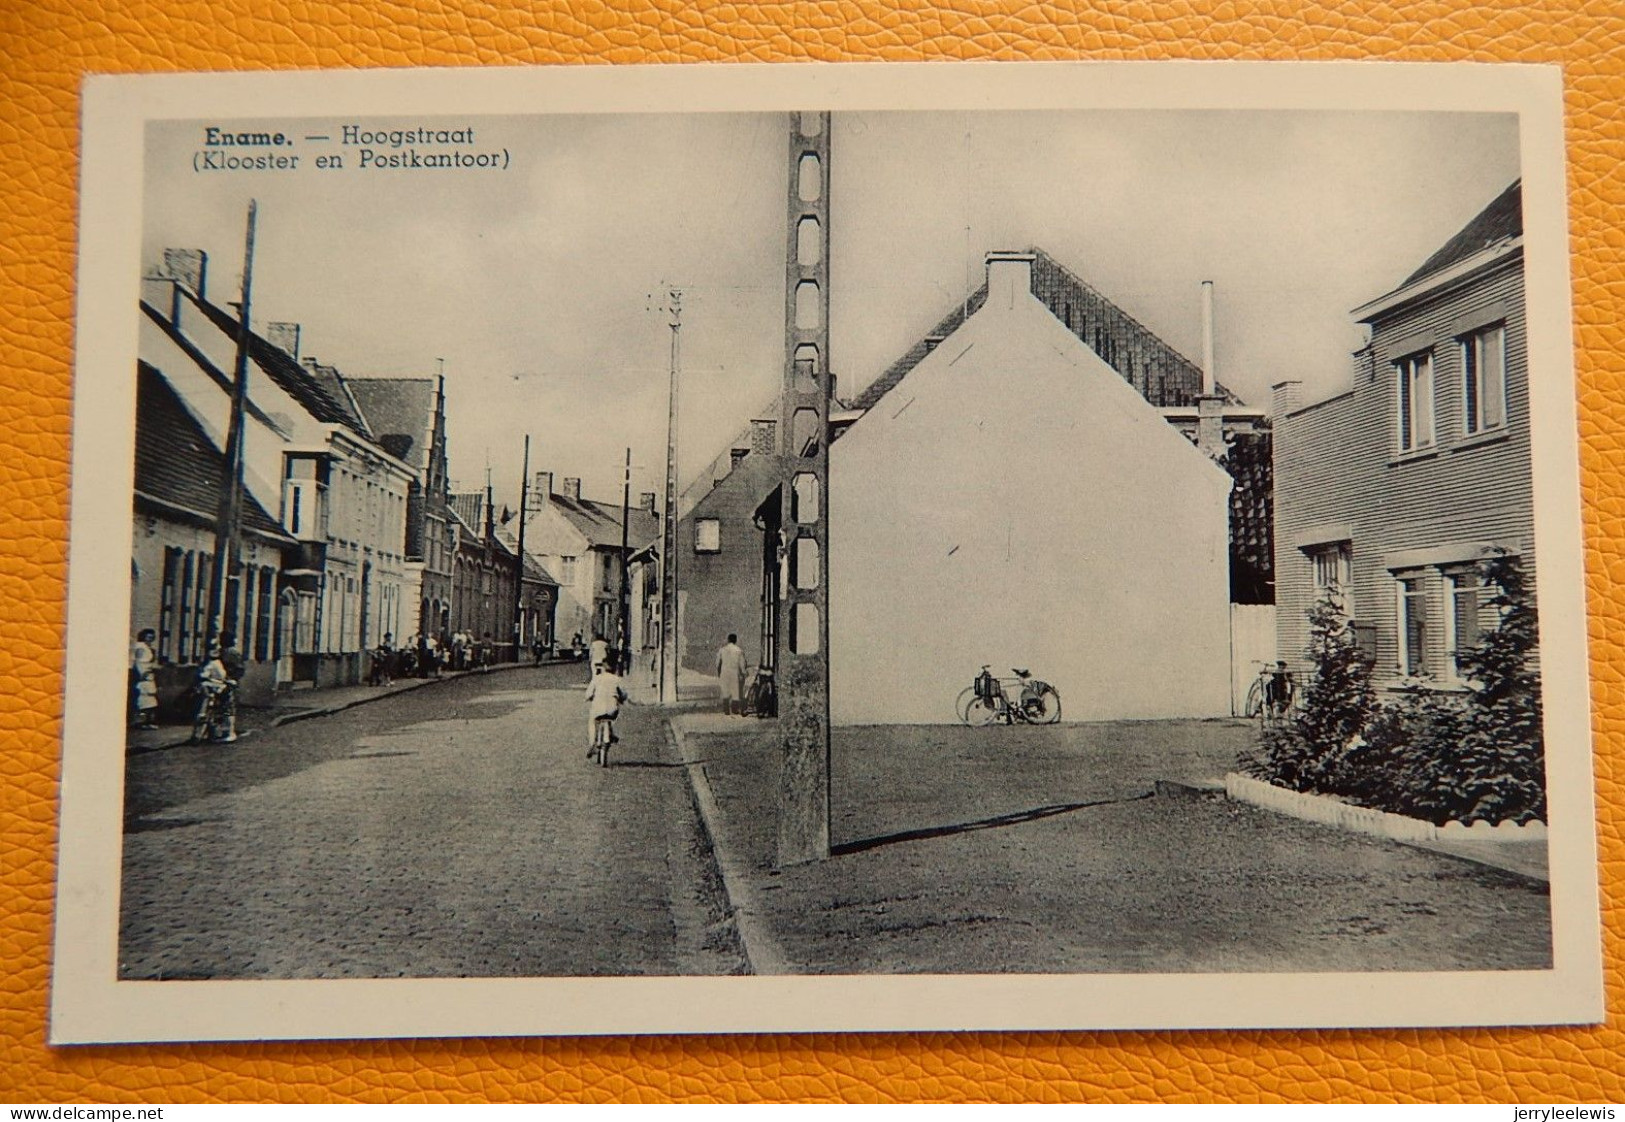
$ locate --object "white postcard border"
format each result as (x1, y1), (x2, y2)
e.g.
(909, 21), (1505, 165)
(53, 60), (1602, 1043)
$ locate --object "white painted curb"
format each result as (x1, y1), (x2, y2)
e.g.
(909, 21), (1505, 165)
(1223, 773), (1546, 842)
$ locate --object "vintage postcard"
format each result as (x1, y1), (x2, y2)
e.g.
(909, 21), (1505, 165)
(53, 61), (1601, 1042)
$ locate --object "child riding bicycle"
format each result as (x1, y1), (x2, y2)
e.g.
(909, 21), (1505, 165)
(584, 660), (628, 766)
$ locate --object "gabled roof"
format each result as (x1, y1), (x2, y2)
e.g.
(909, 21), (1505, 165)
(522, 552), (560, 587)
(190, 293), (373, 437)
(1402, 180), (1523, 288)
(346, 378), (436, 471)
(849, 246), (1244, 415)
(450, 492), (489, 534)
(135, 361), (293, 544)
(548, 492), (661, 551)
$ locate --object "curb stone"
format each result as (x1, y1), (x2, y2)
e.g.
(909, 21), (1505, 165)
(1224, 772), (1549, 882)
(664, 715), (790, 976)
(129, 661), (548, 754)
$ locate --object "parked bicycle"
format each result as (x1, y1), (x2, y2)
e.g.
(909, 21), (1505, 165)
(743, 667), (777, 719)
(1243, 660), (1299, 727)
(957, 666), (1061, 726)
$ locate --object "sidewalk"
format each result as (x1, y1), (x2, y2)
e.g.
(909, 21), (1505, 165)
(667, 714), (1553, 976)
(127, 659), (561, 754)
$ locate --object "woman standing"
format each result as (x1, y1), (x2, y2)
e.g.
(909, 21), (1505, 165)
(129, 628), (159, 728)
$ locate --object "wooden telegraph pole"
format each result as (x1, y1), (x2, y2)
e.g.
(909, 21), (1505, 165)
(776, 113), (833, 866)
(618, 446), (632, 673)
(207, 199), (257, 646)
(659, 290), (682, 704)
(515, 433), (530, 656)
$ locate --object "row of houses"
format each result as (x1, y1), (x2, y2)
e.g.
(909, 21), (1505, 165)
(132, 250), (559, 710)
(626, 179), (1530, 725)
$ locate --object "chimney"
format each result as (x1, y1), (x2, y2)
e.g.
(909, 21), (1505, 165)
(266, 322), (301, 360)
(1200, 281), (1216, 398)
(562, 477), (582, 501)
(640, 491), (656, 514)
(162, 248), (207, 299)
(1272, 380), (1304, 418)
(1196, 396), (1225, 457)
(533, 471), (553, 504)
(140, 273), (181, 325)
(750, 419), (777, 456)
(924, 335), (945, 351)
(985, 251), (1035, 311)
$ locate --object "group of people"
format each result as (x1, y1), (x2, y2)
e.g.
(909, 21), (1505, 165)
(129, 627), (244, 743)
(368, 630), (506, 685)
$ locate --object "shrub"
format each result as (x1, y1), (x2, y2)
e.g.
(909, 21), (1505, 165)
(1243, 551), (1546, 825)
(1240, 588), (1375, 791)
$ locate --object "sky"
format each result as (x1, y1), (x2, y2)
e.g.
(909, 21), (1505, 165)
(143, 109), (1520, 512)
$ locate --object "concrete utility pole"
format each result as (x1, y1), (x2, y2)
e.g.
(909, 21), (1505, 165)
(776, 112), (833, 866)
(659, 289), (683, 704)
(207, 199), (257, 645)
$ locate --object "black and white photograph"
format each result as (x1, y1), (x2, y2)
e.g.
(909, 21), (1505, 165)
(54, 62), (1601, 1041)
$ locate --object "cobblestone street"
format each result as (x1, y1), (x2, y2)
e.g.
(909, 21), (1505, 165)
(119, 664), (744, 979)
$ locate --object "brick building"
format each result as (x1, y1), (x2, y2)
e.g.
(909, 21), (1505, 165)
(345, 376), (455, 644)
(1272, 180), (1530, 690)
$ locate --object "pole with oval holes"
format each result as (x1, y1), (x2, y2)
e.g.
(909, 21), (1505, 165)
(776, 112), (833, 866)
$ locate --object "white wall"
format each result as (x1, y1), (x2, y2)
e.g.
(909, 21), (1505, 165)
(829, 278), (1233, 725)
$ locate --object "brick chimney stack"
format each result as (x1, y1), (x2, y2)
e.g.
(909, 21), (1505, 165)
(162, 248), (207, 299)
(985, 251), (1035, 311)
(1194, 280), (1226, 457)
(1272, 380), (1304, 418)
(562, 477), (582, 501)
(533, 471), (553, 504)
(640, 491), (656, 514)
(266, 322), (301, 360)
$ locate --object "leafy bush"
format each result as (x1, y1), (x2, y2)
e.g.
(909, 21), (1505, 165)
(1239, 588), (1375, 792)
(1243, 551), (1546, 826)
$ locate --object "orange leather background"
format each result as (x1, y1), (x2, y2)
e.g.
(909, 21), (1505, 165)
(3, 0), (1621, 1104)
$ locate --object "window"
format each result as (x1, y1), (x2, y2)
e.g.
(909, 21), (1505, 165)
(695, 518), (721, 554)
(1309, 542), (1353, 617)
(1395, 351), (1435, 453)
(159, 547), (181, 662)
(283, 455), (328, 541)
(255, 567), (274, 661)
(1397, 574), (1429, 677)
(1462, 323), (1507, 436)
(1446, 568), (1484, 679)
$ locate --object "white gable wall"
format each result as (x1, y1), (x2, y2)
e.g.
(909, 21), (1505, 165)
(829, 277), (1233, 725)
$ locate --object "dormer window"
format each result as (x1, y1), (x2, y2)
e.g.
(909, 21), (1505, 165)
(282, 454), (329, 541)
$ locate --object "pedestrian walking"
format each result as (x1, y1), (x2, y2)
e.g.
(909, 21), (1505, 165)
(130, 627), (159, 728)
(584, 660), (628, 765)
(716, 633), (747, 716)
(480, 631), (495, 671)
